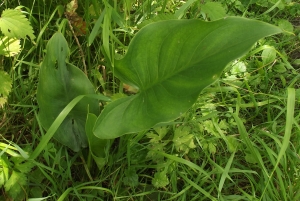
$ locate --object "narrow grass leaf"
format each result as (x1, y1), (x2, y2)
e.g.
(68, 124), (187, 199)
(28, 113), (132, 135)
(28, 195), (55, 201)
(174, 0), (198, 19)
(102, 2), (111, 62)
(218, 151), (235, 194)
(232, 113), (269, 176)
(178, 172), (217, 201)
(158, 151), (211, 179)
(57, 188), (73, 201)
(260, 88), (295, 200)
(88, 9), (105, 46)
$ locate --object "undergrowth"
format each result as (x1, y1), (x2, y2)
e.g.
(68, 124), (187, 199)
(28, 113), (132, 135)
(0, 0), (300, 200)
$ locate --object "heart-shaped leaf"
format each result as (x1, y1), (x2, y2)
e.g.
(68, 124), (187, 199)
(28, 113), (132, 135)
(37, 32), (99, 152)
(94, 17), (282, 139)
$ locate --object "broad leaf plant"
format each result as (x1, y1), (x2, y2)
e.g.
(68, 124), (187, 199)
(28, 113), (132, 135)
(36, 17), (282, 164)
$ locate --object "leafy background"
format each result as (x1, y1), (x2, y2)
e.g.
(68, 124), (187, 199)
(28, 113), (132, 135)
(0, 0), (300, 200)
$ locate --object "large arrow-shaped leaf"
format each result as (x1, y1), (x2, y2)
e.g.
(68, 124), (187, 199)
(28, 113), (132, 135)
(37, 32), (99, 152)
(94, 17), (282, 139)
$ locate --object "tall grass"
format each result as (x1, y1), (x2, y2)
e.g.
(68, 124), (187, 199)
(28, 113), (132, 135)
(0, 0), (299, 200)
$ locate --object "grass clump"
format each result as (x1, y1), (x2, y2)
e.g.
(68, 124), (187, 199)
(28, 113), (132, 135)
(0, 0), (299, 200)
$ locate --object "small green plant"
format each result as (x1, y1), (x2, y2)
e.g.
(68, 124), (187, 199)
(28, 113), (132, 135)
(0, 141), (34, 200)
(0, 7), (35, 107)
(2, 0), (300, 200)
(0, 6), (35, 200)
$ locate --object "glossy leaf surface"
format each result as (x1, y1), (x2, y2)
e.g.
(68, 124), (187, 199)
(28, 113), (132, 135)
(94, 17), (282, 139)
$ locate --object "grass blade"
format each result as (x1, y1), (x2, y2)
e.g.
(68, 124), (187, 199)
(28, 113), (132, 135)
(218, 151), (235, 195)
(259, 87), (295, 200)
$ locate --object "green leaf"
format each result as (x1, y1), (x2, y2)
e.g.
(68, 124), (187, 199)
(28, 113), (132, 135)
(147, 127), (168, 143)
(85, 113), (110, 169)
(174, 0), (198, 19)
(0, 70), (12, 107)
(278, 19), (294, 33)
(0, 36), (21, 57)
(138, 14), (176, 29)
(123, 168), (139, 187)
(0, 155), (10, 187)
(37, 32), (99, 152)
(0, 70), (11, 97)
(173, 127), (196, 154)
(154, 127), (168, 138)
(208, 142), (216, 154)
(273, 63), (287, 73)
(245, 152), (258, 164)
(0, 8), (35, 39)
(293, 59), (300, 66)
(203, 120), (219, 136)
(14, 161), (35, 174)
(230, 61), (247, 75)
(201, 2), (226, 20)
(94, 17), (282, 139)
(146, 142), (166, 163)
(0, 97), (6, 107)
(261, 47), (276, 65)
(4, 171), (27, 199)
(202, 141), (217, 154)
(152, 171), (169, 188)
(226, 135), (239, 153)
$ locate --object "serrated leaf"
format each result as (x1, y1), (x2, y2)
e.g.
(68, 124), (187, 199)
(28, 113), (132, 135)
(0, 156), (10, 186)
(29, 187), (43, 198)
(123, 168), (139, 187)
(0, 97), (6, 107)
(227, 135), (239, 153)
(147, 127), (168, 143)
(0, 37), (21, 57)
(173, 127), (196, 154)
(4, 171), (27, 199)
(203, 120), (219, 136)
(154, 127), (168, 138)
(37, 32), (100, 152)
(202, 2), (226, 21)
(147, 142), (166, 162)
(93, 17), (282, 139)
(152, 171), (169, 188)
(208, 142), (216, 154)
(14, 161), (34, 173)
(0, 70), (12, 107)
(147, 131), (161, 143)
(0, 9), (35, 39)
